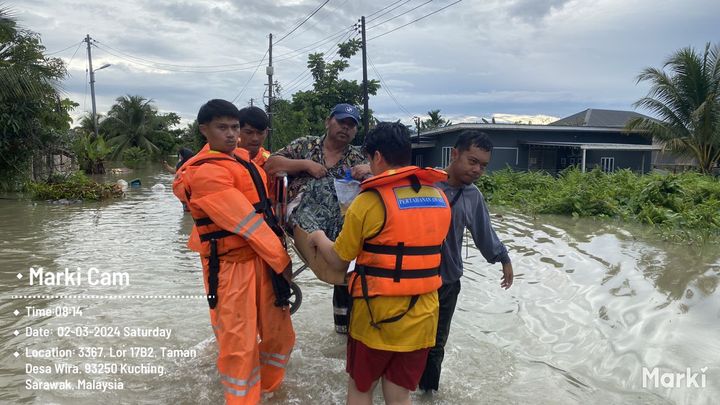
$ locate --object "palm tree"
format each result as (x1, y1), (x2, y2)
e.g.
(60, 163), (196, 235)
(627, 43), (720, 173)
(102, 95), (164, 159)
(74, 112), (101, 136)
(421, 109), (452, 130)
(0, 7), (62, 100)
(1, 7), (71, 185)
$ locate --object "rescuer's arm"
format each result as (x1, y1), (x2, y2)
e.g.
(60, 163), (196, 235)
(308, 230), (350, 273)
(265, 155), (327, 178)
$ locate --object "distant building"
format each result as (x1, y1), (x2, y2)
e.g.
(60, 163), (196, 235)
(411, 108), (660, 174)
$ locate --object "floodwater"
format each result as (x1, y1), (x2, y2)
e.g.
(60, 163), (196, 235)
(1, 165), (718, 405)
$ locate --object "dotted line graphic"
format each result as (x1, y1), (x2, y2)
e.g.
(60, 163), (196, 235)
(8, 295), (213, 300)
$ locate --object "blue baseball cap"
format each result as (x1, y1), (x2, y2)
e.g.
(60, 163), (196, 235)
(330, 103), (360, 125)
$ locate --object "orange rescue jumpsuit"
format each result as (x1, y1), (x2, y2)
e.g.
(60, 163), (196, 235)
(173, 148), (294, 405)
(198, 143), (270, 167)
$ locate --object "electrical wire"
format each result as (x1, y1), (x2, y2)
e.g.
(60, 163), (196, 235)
(282, 29), (356, 92)
(368, 0), (433, 30)
(283, 0), (351, 44)
(368, 55), (412, 116)
(368, 0), (462, 41)
(282, 29), (357, 92)
(93, 43), (265, 73)
(275, 0), (332, 45)
(294, 38), (355, 93)
(273, 0), (414, 62)
(45, 41), (83, 56)
(367, 0), (415, 25)
(65, 41), (84, 68)
(273, 26), (355, 63)
(366, 0), (408, 19)
(93, 40), (264, 69)
(282, 30), (358, 95)
(231, 49), (269, 103)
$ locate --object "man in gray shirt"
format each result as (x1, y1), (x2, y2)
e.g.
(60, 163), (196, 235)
(419, 129), (514, 392)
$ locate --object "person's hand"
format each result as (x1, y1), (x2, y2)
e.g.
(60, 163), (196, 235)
(350, 164), (372, 180)
(282, 262), (292, 283)
(305, 160), (328, 178)
(501, 262), (514, 289)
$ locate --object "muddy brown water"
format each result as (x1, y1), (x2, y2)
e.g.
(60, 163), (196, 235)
(1, 165), (718, 404)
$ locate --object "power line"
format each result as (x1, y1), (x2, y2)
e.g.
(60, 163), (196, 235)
(368, 55), (412, 116)
(275, 0), (332, 45)
(282, 29), (356, 92)
(294, 39), (354, 93)
(66, 41), (84, 67)
(283, 30), (358, 95)
(368, 0), (462, 41)
(231, 49), (269, 103)
(273, 0), (410, 62)
(273, 26), (355, 63)
(93, 40), (264, 69)
(283, 0), (352, 44)
(366, 0), (409, 19)
(368, 0), (433, 30)
(93, 43), (265, 73)
(367, 0), (415, 25)
(46, 41), (83, 56)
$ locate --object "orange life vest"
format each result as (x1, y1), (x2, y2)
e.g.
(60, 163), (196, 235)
(349, 166), (451, 301)
(198, 143), (270, 167)
(173, 148), (278, 258)
(254, 146), (271, 168)
(173, 148), (289, 309)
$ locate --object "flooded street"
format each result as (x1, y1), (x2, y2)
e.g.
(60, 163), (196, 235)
(1, 166), (718, 404)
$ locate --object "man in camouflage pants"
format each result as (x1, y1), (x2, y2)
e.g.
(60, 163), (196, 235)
(265, 103), (371, 334)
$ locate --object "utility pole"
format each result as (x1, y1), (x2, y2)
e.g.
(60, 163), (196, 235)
(85, 34), (98, 139)
(249, 98), (255, 107)
(360, 16), (369, 139)
(413, 116), (421, 143)
(266, 33), (274, 150)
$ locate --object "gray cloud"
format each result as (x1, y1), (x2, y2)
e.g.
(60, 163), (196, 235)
(16, 0), (720, 126)
(507, 0), (572, 20)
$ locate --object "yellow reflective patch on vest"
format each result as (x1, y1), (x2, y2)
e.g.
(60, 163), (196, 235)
(393, 186), (447, 209)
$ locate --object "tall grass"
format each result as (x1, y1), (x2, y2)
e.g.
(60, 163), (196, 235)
(477, 167), (720, 242)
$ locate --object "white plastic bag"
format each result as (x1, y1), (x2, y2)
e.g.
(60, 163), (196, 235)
(334, 170), (360, 215)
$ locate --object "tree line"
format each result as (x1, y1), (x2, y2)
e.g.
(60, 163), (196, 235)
(2, 7), (719, 192)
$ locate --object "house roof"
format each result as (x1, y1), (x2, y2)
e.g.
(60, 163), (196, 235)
(416, 122), (645, 139)
(549, 108), (652, 128)
(520, 141), (661, 151)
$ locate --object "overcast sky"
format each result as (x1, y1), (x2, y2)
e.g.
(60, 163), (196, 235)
(16, 0), (720, 127)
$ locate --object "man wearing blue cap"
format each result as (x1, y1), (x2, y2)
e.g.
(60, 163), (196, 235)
(266, 103), (371, 334)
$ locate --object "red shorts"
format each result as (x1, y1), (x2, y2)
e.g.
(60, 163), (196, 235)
(346, 336), (430, 392)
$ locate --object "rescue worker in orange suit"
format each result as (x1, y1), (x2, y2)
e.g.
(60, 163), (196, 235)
(172, 99), (294, 404)
(196, 105), (271, 168)
(308, 122), (451, 405)
(237, 106), (272, 168)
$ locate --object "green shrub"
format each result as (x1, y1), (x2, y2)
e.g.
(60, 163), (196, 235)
(122, 147), (148, 169)
(477, 168), (720, 240)
(26, 171), (123, 201)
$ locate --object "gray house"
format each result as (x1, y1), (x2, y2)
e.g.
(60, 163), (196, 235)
(411, 108), (660, 174)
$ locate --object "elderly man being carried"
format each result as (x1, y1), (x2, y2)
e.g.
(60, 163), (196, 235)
(265, 103), (371, 334)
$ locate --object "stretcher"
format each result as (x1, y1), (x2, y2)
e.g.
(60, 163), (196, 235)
(273, 175), (347, 314)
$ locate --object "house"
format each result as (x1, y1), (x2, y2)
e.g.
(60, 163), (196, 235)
(411, 108), (660, 174)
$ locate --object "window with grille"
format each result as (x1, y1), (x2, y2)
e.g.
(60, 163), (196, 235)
(601, 157), (615, 173)
(441, 147), (453, 168)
